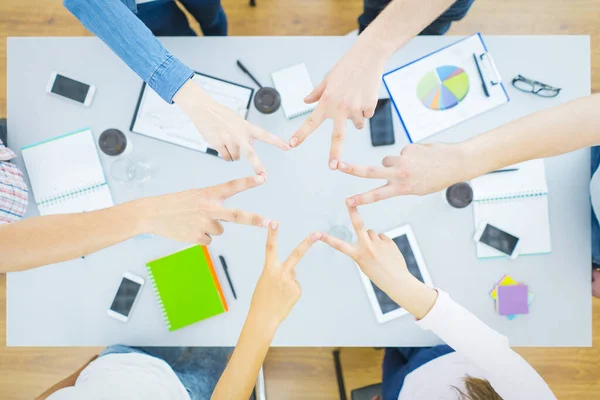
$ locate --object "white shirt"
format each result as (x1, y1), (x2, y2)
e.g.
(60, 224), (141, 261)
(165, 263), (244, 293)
(398, 290), (556, 400)
(48, 353), (190, 400)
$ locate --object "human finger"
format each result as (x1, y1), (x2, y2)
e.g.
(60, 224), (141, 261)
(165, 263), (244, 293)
(241, 143), (266, 177)
(346, 184), (398, 207)
(211, 207), (269, 228)
(215, 175), (266, 200)
(253, 127), (291, 151)
(367, 229), (379, 241)
(283, 232), (322, 271)
(265, 221), (279, 263)
(290, 107), (326, 148)
(329, 116), (347, 169)
(319, 232), (358, 258)
(347, 206), (369, 242)
(304, 80), (326, 104)
(337, 163), (394, 179)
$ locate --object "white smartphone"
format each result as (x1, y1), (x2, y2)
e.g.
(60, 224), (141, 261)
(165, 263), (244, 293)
(473, 221), (520, 259)
(46, 72), (96, 107)
(107, 272), (145, 322)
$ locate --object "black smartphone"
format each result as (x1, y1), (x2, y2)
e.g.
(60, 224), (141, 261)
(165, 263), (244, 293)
(370, 99), (395, 147)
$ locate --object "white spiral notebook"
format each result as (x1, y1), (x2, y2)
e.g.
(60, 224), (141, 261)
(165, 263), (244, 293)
(271, 63), (317, 119)
(471, 159), (552, 258)
(21, 128), (113, 216)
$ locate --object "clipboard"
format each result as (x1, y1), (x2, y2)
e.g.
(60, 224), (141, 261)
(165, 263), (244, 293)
(382, 33), (509, 143)
(130, 72), (254, 155)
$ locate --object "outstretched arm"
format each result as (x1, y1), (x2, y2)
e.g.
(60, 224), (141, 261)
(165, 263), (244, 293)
(211, 224), (320, 400)
(319, 205), (556, 399)
(340, 93), (600, 205)
(291, 0), (456, 168)
(63, 0), (289, 172)
(1, 176), (268, 273)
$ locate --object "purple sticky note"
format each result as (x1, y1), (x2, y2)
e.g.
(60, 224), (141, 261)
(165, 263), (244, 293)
(497, 285), (529, 316)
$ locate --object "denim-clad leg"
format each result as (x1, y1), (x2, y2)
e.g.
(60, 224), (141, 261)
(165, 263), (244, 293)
(99, 345), (233, 400)
(381, 345), (454, 400)
(136, 0), (197, 37)
(591, 146), (600, 267)
(358, 0), (475, 35)
(180, 0), (228, 36)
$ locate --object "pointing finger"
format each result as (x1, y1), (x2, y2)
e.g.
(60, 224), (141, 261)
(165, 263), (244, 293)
(215, 175), (266, 200)
(290, 107), (326, 148)
(337, 163), (394, 179)
(347, 206), (369, 242)
(241, 143), (266, 177)
(283, 232), (322, 271)
(319, 232), (357, 258)
(211, 207), (270, 228)
(329, 116), (347, 169)
(304, 80), (326, 104)
(253, 127), (291, 151)
(346, 184), (398, 207)
(265, 221), (279, 262)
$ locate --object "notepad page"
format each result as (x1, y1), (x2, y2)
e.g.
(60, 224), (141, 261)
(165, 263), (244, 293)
(271, 63), (317, 119)
(471, 159), (548, 201)
(22, 129), (108, 206)
(38, 185), (113, 216)
(473, 196), (552, 257)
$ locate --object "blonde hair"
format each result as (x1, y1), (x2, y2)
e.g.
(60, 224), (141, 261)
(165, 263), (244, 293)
(453, 376), (503, 400)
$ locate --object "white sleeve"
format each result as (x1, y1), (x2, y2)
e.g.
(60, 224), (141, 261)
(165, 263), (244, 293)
(415, 290), (556, 400)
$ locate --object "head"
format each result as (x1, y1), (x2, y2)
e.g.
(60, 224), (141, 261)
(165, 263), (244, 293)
(453, 376), (503, 400)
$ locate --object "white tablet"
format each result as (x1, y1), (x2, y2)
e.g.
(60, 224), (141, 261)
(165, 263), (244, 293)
(357, 225), (433, 323)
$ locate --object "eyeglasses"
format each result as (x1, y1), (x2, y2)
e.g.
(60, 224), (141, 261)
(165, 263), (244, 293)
(511, 75), (561, 98)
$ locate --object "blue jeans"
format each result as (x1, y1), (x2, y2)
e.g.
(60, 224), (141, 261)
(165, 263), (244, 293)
(381, 344), (454, 400)
(137, 0), (228, 37)
(359, 0), (475, 35)
(100, 345), (232, 400)
(591, 146), (600, 268)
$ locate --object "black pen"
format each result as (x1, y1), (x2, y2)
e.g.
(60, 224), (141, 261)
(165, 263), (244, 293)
(236, 60), (263, 88)
(473, 53), (490, 97)
(219, 255), (237, 300)
(486, 168), (519, 175)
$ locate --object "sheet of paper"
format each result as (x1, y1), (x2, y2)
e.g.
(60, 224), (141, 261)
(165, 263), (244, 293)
(271, 63), (317, 119)
(471, 159), (548, 200)
(132, 74), (253, 152)
(22, 129), (110, 206)
(473, 196), (552, 257)
(383, 34), (508, 142)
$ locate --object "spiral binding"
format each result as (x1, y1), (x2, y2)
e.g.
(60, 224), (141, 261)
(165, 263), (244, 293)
(289, 107), (315, 119)
(37, 182), (108, 207)
(475, 189), (547, 204)
(146, 267), (172, 330)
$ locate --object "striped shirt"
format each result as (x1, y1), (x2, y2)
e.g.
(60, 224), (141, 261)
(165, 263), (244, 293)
(0, 140), (28, 223)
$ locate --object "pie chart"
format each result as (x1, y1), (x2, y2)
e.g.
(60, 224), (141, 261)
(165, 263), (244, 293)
(417, 65), (469, 111)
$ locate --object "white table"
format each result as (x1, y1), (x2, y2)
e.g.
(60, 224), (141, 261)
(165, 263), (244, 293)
(7, 36), (591, 347)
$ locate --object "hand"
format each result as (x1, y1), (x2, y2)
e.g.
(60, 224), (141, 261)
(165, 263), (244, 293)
(289, 41), (391, 170)
(319, 206), (437, 319)
(319, 206), (409, 296)
(174, 80), (290, 176)
(138, 175), (270, 244)
(248, 222), (321, 332)
(340, 142), (469, 206)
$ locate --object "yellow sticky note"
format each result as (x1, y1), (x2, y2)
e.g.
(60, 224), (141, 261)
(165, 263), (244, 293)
(490, 275), (518, 300)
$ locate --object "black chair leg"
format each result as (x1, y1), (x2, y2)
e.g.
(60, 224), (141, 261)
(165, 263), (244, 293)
(333, 349), (348, 400)
(249, 0), (256, 7)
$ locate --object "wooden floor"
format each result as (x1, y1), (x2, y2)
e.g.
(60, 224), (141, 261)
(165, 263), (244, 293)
(1, 0), (600, 398)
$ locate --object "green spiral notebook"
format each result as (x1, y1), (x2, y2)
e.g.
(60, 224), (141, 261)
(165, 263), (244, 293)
(146, 245), (229, 331)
